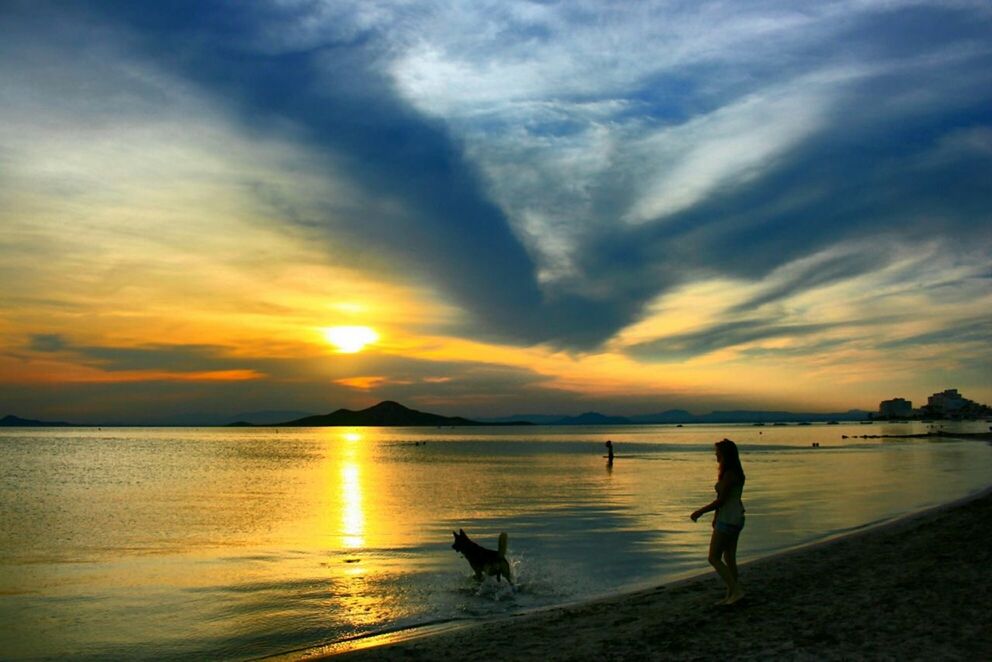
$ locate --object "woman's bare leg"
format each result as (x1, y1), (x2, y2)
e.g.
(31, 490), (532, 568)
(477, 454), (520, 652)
(722, 532), (744, 604)
(708, 531), (738, 604)
(724, 531), (739, 582)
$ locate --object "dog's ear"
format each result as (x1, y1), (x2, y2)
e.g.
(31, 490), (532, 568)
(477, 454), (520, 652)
(452, 531), (458, 539)
(459, 528), (465, 536)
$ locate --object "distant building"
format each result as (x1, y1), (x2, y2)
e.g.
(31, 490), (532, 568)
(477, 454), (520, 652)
(922, 388), (991, 419)
(926, 389), (967, 416)
(878, 398), (913, 418)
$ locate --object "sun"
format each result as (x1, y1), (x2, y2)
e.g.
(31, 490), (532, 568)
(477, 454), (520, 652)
(322, 326), (379, 353)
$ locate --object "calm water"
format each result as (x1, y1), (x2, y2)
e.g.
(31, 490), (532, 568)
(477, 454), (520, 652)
(1, 422), (990, 659)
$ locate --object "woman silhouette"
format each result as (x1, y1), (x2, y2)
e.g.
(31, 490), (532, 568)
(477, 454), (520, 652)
(691, 438), (746, 605)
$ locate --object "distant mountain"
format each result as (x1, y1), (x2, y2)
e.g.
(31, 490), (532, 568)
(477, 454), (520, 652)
(479, 413), (567, 425)
(630, 409), (872, 424)
(485, 408), (872, 425)
(628, 409), (695, 423)
(552, 412), (633, 425)
(276, 401), (492, 427)
(1, 414), (79, 427)
(227, 410), (315, 426)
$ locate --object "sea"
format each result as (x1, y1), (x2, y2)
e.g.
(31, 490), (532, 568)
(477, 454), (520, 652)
(1, 421), (990, 660)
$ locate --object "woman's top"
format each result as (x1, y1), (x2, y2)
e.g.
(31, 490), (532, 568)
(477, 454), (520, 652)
(714, 478), (746, 526)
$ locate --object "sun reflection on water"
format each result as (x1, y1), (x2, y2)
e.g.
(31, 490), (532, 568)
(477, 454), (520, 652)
(341, 463), (364, 549)
(339, 430), (365, 550)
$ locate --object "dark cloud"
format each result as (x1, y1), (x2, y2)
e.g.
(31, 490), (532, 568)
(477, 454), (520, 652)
(28, 334), (67, 352)
(23, 333), (558, 383)
(27, 336), (250, 373)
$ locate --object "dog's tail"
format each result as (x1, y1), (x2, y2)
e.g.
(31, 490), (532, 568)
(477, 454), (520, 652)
(498, 532), (508, 556)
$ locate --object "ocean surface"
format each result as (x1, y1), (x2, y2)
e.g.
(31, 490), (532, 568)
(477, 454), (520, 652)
(1, 422), (990, 660)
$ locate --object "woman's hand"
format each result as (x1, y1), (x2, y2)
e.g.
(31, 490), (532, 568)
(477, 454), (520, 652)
(690, 510), (702, 522)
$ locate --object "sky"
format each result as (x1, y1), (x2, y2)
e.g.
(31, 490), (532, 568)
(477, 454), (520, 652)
(1, 0), (991, 424)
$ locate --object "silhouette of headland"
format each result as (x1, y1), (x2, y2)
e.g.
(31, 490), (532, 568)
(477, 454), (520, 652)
(0, 414), (78, 427)
(266, 400), (528, 427)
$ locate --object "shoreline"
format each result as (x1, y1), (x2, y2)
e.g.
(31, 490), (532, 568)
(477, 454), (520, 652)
(845, 431), (992, 441)
(288, 483), (992, 660)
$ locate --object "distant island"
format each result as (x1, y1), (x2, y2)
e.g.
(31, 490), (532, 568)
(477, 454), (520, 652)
(0, 414), (78, 427)
(230, 400), (527, 427)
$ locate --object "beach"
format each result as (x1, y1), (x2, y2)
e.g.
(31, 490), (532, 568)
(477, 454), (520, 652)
(313, 486), (992, 660)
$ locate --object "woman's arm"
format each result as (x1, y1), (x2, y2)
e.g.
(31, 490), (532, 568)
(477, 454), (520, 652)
(690, 471), (736, 521)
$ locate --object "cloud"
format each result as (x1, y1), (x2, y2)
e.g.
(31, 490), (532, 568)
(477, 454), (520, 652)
(28, 334), (67, 352)
(384, 1), (992, 347)
(619, 237), (992, 365)
(623, 79), (833, 224)
(627, 318), (842, 361)
(727, 247), (884, 314)
(21, 335), (270, 380)
(3, 0), (991, 374)
(12, 331), (571, 420)
(878, 317), (992, 350)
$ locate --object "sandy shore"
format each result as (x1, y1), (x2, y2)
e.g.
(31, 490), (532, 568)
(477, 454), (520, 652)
(301, 486), (992, 660)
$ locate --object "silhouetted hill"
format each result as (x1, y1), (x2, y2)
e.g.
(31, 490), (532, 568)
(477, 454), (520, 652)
(629, 409), (872, 423)
(479, 413), (565, 424)
(1, 414), (78, 427)
(277, 401), (491, 427)
(226, 410), (314, 426)
(552, 412), (632, 425)
(487, 408), (872, 425)
(628, 409), (694, 423)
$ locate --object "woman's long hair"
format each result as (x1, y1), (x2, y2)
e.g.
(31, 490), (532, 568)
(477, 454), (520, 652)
(716, 438), (745, 482)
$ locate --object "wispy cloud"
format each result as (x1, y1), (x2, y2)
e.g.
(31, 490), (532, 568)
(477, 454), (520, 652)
(878, 317), (992, 350)
(727, 247), (884, 314)
(627, 319), (843, 361)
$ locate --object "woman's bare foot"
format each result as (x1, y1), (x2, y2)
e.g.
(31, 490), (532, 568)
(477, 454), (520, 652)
(724, 587), (745, 605)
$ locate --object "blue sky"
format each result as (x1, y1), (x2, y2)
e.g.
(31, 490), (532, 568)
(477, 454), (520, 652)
(1, 1), (990, 423)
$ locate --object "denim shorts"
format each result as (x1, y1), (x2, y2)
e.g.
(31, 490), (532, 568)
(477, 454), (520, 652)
(714, 518), (744, 536)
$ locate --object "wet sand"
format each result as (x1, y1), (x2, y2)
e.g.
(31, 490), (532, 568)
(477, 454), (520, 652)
(309, 486), (992, 660)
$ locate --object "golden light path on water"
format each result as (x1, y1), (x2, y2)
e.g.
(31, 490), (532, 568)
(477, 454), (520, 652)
(324, 428), (397, 632)
(340, 431), (365, 551)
